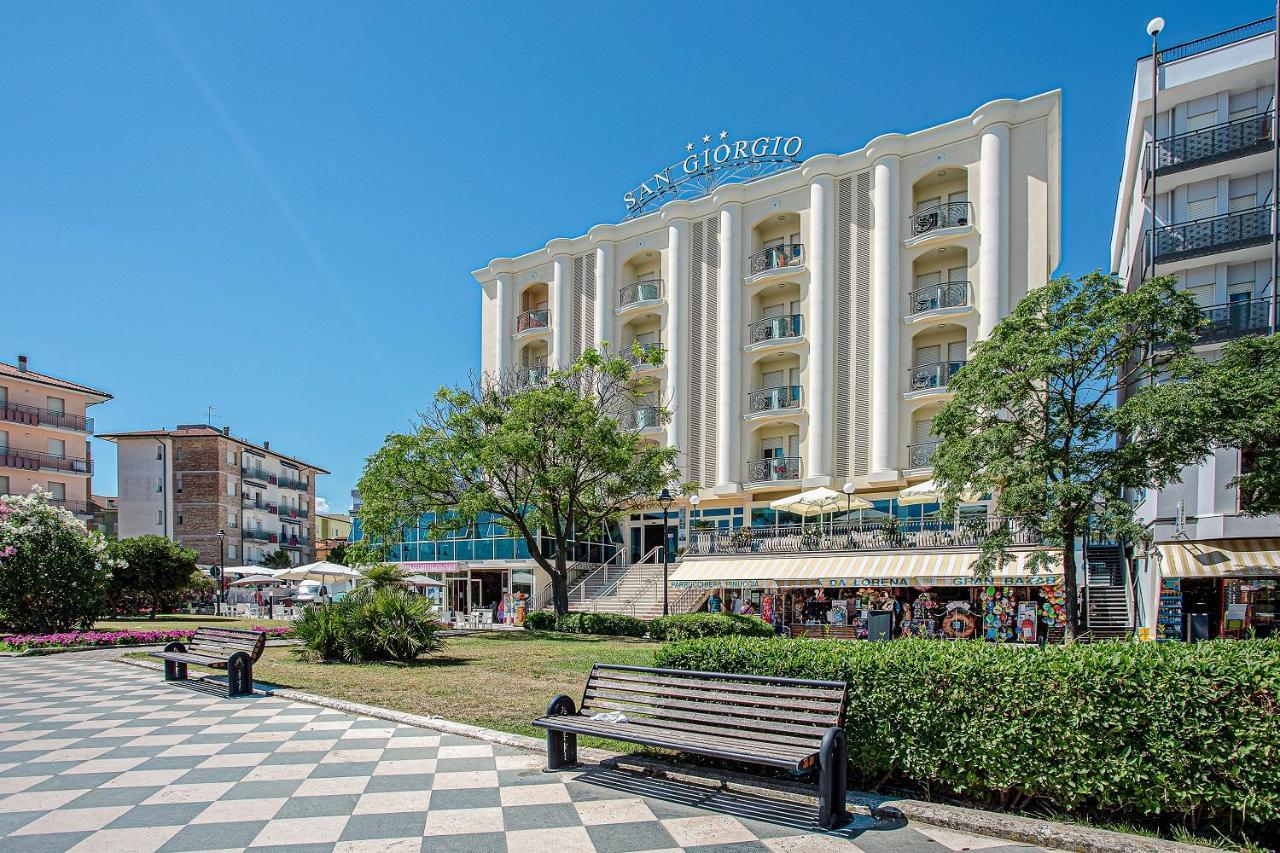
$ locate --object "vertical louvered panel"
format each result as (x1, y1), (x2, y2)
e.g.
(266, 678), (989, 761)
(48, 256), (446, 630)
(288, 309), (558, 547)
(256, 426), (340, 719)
(583, 253), (596, 350)
(572, 256), (585, 360)
(854, 171), (873, 476)
(835, 176), (854, 480)
(688, 221), (705, 482)
(702, 215), (719, 488)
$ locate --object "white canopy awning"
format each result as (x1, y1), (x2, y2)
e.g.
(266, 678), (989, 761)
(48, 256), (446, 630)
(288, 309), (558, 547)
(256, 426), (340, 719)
(770, 487), (872, 516)
(275, 561), (363, 583)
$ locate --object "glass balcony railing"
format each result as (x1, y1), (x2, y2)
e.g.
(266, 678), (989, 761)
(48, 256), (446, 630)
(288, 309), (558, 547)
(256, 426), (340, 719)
(747, 385), (802, 414)
(243, 529), (273, 542)
(278, 505), (309, 520)
(745, 456), (801, 482)
(242, 498), (276, 512)
(909, 202), (971, 237)
(748, 314), (802, 343)
(622, 406), (661, 431)
(1150, 206), (1272, 264)
(278, 474), (306, 491)
(748, 244), (803, 275)
(0, 447), (91, 475)
(909, 282), (969, 315)
(1149, 113), (1272, 175)
(242, 466), (274, 484)
(0, 403), (93, 433)
(907, 360), (966, 392)
(515, 309), (550, 334)
(618, 278), (662, 307)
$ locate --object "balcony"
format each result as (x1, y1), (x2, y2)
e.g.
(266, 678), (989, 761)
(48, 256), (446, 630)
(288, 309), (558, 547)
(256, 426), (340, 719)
(242, 466), (275, 485)
(907, 440), (940, 469)
(617, 279), (663, 311)
(0, 403), (93, 433)
(279, 506), (309, 521)
(747, 244), (803, 277)
(908, 282), (970, 316)
(514, 309), (550, 336)
(242, 498), (277, 513)
(906, 360), (965, 394)
(1149, 206), (1272, 265)
(621, 406), (661, 431)
(1149, 114), (1273, 177)
(908, 202), (971, 238)
(686, 516), (1040, 557)
(50, 498), (92, 515)
(281, 536), (310, 550)
(516, 365), (549, 387)
(621, 346), (663, 371)
(1193, 298), (1273, 345)
(243, 529), (274, 542)
(278, 474), (306, 491)
(0, 448), (91, 475)
(747, 385), (802, 415)
(745, 456), (801, 483)
(748, 314), (802, 345)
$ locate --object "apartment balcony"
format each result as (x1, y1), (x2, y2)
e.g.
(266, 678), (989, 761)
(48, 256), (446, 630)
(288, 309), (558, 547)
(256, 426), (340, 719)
(617, 279), (663, 314)
(745, 456), (801, 484)
(907, 440), (941, 469)
(242, 466), (275, 485)
(0, 403), (93, 433)
(746, 315), (802, 351)
(279, 506), (309, 521)
(243, 529), (274, 543)
(50, 498), (92, 516)
(907, 282), (970, 320)
(686, 516), (1040, 557)
(278, 474), (307, 491)
(907, 202), (971, 241)
(621, 405), (662, 432)
(514, 309), (550, 338)
(746, 385), (802, 416)
(746, 244), (804, 282)
(621, 346), (663, 372)
(281, 536), (310, 550)
(1149, 114), (1273, 178)
(1189, 298), (1273, 345)
(0, 448), (91, 475)
(906, 360), (965, 395)
(516, 365), (550, 387)
(1149, 206), (1272, 265)
(242, 498), (278, 513)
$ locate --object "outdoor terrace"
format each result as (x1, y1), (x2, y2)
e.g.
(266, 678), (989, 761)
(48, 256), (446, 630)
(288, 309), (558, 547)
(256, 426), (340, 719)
(0, 403), (93, 433)
(686, 516), (1041, 557)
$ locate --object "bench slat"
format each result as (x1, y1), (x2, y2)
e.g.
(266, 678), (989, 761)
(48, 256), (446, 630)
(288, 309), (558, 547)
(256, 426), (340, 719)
(587, 677), (843, 715)
(579, 696), (832, 740)
(615, 713), (825, 750)
(155, 652), (228, 669)
(534, 716), (815, 768)
(590, 669), (846, 702)
(583, 686), (840, 727)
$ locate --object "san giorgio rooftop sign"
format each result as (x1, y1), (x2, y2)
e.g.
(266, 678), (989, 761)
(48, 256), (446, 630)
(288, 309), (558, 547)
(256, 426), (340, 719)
(623, 131), (803, 219)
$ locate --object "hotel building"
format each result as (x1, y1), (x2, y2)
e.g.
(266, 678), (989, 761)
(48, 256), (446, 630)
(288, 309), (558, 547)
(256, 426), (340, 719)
(100, 425), (327, 567)
(1111, 16), (1280, 640)
(0, 354), (111, 522)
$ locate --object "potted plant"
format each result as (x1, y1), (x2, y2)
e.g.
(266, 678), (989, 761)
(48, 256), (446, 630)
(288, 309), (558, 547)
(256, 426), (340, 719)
(801, 523), (823, 550)
(729, 526), (754, 551)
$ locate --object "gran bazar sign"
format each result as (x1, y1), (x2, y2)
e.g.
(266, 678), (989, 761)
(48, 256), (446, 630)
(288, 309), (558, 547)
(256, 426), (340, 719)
(624, 131), (804, 219)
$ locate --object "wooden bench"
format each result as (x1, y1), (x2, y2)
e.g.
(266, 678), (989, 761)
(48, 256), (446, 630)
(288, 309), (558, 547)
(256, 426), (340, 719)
(533, 664), (851, 828)
(149, 627), (267, 697)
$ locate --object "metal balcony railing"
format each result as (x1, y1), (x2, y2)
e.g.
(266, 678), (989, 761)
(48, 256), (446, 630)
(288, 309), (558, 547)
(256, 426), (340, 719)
(748, 244), (803, 275)
(0, 447), (92, 475)
(242, 498), (277, 512)
(243, 529), (273, 542)
(281, 536), (310, 549)
(1148, 113), (1272, 175)
(907, 360), (966, 392)
(1152, 16), (1274, 63)
(278, 474), (306, 491)
(749, 314), (802, 343)
(747, 385), (802, 413)
(909, 282), (969, 315)
(1193, 298), (1273, 344)
(907, 440), (941, 468)
(1149, 206), (1272, 264)
(515, 309), (550, 333)
(279, 506), (309, 520)
(0, 403), (93, 433)
(618, 278), (662, 307)
(516, 365), (549, 387)
(686, 516), (1041, 557)
(242, 466), (274, 484)
(621, 406), (661, 431)
(50, 498), (92, 515)
(622, 346), (663, 370)
(909, 202), (971, 237)
(745, 456), (801, 482)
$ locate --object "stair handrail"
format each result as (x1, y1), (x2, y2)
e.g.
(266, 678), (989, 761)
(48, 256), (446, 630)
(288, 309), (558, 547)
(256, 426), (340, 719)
(530, 546), (625, 612)
(588, 547), (663, 611)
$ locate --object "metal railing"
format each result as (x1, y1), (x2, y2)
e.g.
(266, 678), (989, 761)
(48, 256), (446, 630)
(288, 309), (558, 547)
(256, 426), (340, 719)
(243, 529), (274, 542)
(0, 447), (91, 474)
(621, 405), (661, 431)
(909, 282), (969, 315)
(622, 346), (663, 370)
(745, 456), (801, 482)
(515, 309), (550, 333)
(0, 403), (93, 433)
(686, 516), (1041, 557)
(517, 365), (549, 387)
(748, 243), (803, 275)
(1149, 205), (1272, 264)
(50, 497), (91, 515)
(747, 385), (801, 413)
(749, 314), (802, 342)
(278, 474), (307, 491)
(1153, 16), (1274, 63)
(618, 278), (662, 307)
(909, 202), (971, 236)
(241, 466), (274, 484)
(242, 498), (277, 512)
(907, 440), (940, 468)
(281, 536), (311, 549)
(907, 360), (966, 392)
(279, 506), (309, 520)
(1149, 113), (1272, 175)
(529, 548), (625, 612)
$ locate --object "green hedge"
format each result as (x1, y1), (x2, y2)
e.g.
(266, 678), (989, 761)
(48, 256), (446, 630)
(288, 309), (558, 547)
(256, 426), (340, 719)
(654, 636), (1280, 831)
(522, 610), (557, 631)
(648, 613), (774, 642)
(554, 612), (648, 637)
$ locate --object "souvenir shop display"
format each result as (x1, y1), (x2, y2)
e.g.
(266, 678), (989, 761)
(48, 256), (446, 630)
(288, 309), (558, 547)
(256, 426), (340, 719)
(1040, 584), (1068, 629)
(1016, 600), (1038, 643)
(830, 599), (848, 626)
(1156, 577), (1182, 641)
(941, 602), (977, 639)
(761, 594), (775, 625)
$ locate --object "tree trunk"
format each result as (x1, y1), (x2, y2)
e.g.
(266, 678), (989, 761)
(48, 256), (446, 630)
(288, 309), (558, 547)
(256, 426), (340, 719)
(551, 554), (570, 617)
(1061, 526), (1078, 641)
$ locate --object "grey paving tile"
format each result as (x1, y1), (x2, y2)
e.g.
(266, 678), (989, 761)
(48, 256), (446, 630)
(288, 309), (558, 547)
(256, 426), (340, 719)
(217, 779), (304, 800)
(340, 811), (428, 840)
(434, 756), (497, 773)
(0, 831), (94, 852)
(587, 820), (681, 853)
(418, 830), (508, 852)
(308, 761), (379, 779)
(364, 773), (434, 794)
(684, 843), (772, 853)
(158, 820), (270, 852)
(380, 746), (438, 761)
(29, 771), (119, 790)
(64, 785), (165, 808)
(106, 801), (207, 829)
(427, 786), (501, 810)
(0, 811), (43, 837)
(502, 802), (583, 831)
(173, 766), (256, 785)
(846, 825), (948, 853)
(273, 792), (361, 818)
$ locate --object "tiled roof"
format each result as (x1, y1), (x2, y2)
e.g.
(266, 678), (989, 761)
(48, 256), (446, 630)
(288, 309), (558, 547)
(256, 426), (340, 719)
(0, 361), (112, 401)
(97, 425), (330, 474)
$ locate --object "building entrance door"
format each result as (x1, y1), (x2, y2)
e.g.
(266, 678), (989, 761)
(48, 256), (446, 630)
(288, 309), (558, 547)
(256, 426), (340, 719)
(641, 523), (666, 561)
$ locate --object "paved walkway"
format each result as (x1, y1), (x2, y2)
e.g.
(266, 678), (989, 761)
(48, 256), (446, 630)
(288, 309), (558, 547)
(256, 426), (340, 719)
(0, 657), (1050, 853)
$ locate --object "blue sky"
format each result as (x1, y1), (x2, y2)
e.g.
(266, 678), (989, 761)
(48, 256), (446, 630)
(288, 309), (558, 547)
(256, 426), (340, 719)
(2, 1), (1271, 514)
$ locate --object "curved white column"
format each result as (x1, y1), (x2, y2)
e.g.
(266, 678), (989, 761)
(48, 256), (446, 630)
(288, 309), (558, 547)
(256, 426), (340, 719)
(806, 176), (834, 484)
(978, 122), (1009, 340)
(494, 272), (513, 376)
(594, 242), (615, 350)
(551, 252), (572, 369)
(715, 203), (742, 491)
(869, 154), (901, 481)
(665, 219), (689, 467)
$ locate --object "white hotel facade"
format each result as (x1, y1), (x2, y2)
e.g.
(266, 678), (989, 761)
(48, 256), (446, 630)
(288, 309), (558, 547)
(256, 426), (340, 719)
(477, 92), (1060, 542)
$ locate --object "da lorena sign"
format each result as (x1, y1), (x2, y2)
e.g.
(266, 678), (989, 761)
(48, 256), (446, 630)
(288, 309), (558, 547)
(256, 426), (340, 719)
(624, 132), (804, 219)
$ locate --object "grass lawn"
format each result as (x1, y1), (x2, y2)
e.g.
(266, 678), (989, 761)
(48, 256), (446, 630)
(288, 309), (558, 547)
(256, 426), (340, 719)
(94, 614), (292, 632)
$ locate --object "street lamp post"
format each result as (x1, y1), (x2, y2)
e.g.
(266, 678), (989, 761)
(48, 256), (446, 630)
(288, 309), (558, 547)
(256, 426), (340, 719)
(216, 529), (226, 614)
(1146, 16), (1164, 282)
(658, 488), (675, 616)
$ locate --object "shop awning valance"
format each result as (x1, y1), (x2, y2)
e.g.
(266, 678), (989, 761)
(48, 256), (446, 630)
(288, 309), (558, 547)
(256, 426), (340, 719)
(669, 549), (1062, 590)
(1157, 539), (1280, 578)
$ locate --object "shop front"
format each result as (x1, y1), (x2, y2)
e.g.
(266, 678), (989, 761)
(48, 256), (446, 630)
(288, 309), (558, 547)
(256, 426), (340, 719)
(670, 550), (1068, 643)
(396, 560), (538, 625)
(1153, 539), (1280, 640)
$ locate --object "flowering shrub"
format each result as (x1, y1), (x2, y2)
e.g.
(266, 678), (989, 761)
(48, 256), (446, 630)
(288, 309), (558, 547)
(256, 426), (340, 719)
(0, 625), (292, 651)
(0, 489), (118, 633)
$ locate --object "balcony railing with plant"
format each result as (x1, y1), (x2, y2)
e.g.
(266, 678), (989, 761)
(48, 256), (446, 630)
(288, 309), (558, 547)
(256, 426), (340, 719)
(618, 278), (662, 307)
(748, 244), (803, 275)
(907, 360), (966, 392)
(1188, 297), (1273, 345)
(1148, 113), (1272, 175)
(747, 385), (802, 414)
(909, 202), (971, 237)
(749, 314), (802, 343)
(242, 498), (277, 512)
(909, 282), (969, 315)
(0, 403), (93, 433)
(745, 456), (801, 483)
(622, 345), (663, 370)
(686, 515), (1041, 557)
(0, 447), (91, 474)
(515, 309), (550, 333)
(1149, 206), (1272, 264)
(279, 506), (309, 520)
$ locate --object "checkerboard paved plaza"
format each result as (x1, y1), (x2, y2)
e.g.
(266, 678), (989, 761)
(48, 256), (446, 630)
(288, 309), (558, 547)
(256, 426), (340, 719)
(0, 657), (1051, 852)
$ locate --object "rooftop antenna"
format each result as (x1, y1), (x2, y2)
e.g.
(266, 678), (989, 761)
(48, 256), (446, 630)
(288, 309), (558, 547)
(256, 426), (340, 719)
(206, 404), (217, 426)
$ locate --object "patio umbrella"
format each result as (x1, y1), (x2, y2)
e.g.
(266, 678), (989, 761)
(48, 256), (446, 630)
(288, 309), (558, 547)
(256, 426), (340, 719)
(229, 574), (282, 586)
(275, 562), (363, 599)
(403, 574), (446, 587)
(771, 487), (872, 531)
(897, 479), (982, 506)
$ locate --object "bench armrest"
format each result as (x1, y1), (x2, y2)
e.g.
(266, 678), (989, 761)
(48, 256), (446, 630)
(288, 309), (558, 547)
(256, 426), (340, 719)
(163, 641), (187, 654)
(546, 694), (577, 717)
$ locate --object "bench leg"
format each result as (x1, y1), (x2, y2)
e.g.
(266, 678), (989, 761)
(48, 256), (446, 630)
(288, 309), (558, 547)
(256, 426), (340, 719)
(817, 727), (850, 829)
(227, 653), (254, 698)
(543, 694), (578, 771)
(164, 660), (187, 682)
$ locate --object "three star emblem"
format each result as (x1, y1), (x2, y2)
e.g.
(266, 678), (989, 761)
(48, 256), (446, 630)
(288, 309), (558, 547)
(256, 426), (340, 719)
(687, 131), (729, 151)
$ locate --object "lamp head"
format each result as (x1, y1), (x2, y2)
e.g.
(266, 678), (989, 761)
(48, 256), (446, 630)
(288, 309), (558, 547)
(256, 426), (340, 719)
(658, 488), (674, 509)
(1146, 16), (1164, 37)
(842, 482), (855, 495)
(689, 494), (700, 507)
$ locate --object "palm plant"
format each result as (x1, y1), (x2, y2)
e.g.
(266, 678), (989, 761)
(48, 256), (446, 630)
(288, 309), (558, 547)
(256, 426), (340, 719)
(352, 563), (412, 599)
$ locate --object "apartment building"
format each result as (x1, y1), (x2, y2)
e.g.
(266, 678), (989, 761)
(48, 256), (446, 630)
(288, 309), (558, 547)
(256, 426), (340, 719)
(477, 93), (1060, 561)
(1110, 16), (1279, 640)
(0, 354), (111, 521)
(314, 512), (352, 561)
(99, 425), (328, 567)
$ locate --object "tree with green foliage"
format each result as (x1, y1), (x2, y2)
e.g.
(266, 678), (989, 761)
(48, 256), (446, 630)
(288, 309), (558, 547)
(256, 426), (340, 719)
(107, 535), (199, 618)
(357, 345), (687, 615)
(931, 273), (1217, 637)
(326, 542), (349, 565)
(261, 549), (292, 570)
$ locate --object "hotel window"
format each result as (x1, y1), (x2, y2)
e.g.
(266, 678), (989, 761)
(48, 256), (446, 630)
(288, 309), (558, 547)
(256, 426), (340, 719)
(156, 445), (163, 460)
(176, 446), (184, 462)
(47, 482), (65, 502)
(1228, 263), (1258, 303)
(1185, 181), (1217, 221)
(226, 480), (235, 497)
(227, 510), (237, 528)
(1228, 176), (1258, 213)
(156, 509), (164, 525)
(1179, 266), (1217, 307)
(1185, 96), (1217, 132)
(46, 396), (64, 415)
(226, 449), (235, 464)
(47, 438), (65, 458)
(177, 514), (183, 526)
(155, 477), (163, 493)
(1228, 91), (1259, 121)
(228, 544), (238, 560)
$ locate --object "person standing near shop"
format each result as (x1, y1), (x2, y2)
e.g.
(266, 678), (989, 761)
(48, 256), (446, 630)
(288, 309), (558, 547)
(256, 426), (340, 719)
(707, 591), (722, 614)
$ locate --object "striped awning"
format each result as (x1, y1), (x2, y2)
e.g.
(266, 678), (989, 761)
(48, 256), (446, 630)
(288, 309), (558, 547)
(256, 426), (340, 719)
(1157, 539), (1280, 578)
(669, 550), (1062, 590)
